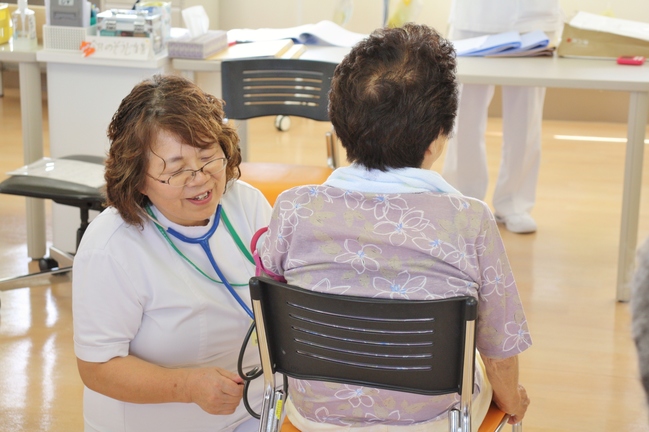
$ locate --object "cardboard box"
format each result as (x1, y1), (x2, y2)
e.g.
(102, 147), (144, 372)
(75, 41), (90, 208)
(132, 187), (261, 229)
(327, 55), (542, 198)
(558, 12), (649, 59)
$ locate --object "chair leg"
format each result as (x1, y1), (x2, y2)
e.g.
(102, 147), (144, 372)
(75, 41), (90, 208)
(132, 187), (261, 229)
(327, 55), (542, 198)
(0, 266), (72, 291)
(0, 247), (74, 292)
(448, 408), (459, 432)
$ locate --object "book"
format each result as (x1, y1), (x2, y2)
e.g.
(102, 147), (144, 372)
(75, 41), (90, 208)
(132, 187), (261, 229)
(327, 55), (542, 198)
(280, 43), (307, 59)
(487, 30), (554, 57)
(208, 38), (294, 60)
(558, 11), (649, 59)
(453, 30), (552, 57)
(452, 31), (522, 57)
(227, 20), (367, 48)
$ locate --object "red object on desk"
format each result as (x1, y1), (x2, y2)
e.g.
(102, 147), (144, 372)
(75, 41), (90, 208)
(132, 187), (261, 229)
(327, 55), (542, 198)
(617, 56), (645, 66)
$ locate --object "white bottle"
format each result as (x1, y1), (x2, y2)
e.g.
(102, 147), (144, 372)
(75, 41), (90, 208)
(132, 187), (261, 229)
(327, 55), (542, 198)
(11, 0), (37, 50)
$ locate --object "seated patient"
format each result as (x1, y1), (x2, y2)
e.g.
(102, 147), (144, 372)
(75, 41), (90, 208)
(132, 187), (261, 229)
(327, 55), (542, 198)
(257, 23), (532, 430)
(632, 237), (649, 407)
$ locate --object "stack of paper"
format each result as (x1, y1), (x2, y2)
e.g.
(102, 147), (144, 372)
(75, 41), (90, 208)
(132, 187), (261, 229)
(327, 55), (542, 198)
(488, 30), (554, 57)
(568, 11), (649, 42)
(453, 30), (552, 57)
(208, 39), (295, 60)
(227, 20), (367, 48)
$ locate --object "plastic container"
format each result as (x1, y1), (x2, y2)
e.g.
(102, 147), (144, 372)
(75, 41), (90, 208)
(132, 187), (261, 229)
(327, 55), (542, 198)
(0, 3), (12, 45)
(11, 0), (37, 50)
(43, 24), (96, 51)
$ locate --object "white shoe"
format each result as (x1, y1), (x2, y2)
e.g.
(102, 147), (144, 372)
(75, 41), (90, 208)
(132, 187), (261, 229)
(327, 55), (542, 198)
(495, 213), (537, 234)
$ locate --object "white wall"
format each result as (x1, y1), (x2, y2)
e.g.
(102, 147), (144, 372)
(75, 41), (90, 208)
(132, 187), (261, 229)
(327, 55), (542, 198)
(219, 0), (649, 37)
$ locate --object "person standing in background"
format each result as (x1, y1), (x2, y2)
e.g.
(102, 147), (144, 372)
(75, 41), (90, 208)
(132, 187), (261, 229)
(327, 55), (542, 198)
(443, 0), (562, 234)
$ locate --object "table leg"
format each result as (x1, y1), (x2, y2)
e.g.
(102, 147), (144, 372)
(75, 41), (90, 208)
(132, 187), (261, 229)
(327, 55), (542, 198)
(616, 91), (648, 301)
(18, 61), (46, 259)
(237, 119), (248, 162)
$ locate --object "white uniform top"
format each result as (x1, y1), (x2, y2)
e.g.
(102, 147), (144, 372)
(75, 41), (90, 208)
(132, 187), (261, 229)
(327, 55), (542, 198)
(449, 0), (561, 33)
(73, 180), (272, 432)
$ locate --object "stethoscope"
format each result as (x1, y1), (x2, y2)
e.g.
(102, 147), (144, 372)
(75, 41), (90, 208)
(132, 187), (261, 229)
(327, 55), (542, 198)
(145, 204), (264, 418)
(144, 204), (254, 319)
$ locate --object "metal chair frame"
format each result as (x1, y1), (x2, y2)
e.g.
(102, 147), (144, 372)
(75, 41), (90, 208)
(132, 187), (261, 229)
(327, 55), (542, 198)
(248, 276), (492, 432)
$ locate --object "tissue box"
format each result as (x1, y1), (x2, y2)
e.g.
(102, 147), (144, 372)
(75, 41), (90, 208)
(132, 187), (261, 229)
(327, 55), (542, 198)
(168, 30), (228, 59)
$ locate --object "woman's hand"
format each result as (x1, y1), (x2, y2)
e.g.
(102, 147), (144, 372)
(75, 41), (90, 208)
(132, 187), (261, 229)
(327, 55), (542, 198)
(492, 382), (529, 424)
(77, 356), (244, 415)
(481, 354), (530, 424)
(185, 367), (244, 415)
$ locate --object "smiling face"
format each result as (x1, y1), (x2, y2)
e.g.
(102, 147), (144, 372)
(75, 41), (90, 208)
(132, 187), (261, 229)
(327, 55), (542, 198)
(140, 130), (226, 227)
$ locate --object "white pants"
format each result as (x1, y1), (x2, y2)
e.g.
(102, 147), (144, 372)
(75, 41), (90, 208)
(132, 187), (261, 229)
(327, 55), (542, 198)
(443, 28), (548, 217)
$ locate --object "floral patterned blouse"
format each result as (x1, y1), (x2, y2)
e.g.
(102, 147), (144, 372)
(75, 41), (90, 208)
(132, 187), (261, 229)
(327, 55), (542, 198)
(259, 174), (532, 427)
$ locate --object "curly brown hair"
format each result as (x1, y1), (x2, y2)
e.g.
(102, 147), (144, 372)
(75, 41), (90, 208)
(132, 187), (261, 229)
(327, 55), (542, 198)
(329, 23), (458, 171)
(104, 74), (242, 228)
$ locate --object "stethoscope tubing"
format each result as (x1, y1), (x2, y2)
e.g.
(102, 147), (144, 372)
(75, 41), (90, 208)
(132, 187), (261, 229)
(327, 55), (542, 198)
(158, 205), (254, 319)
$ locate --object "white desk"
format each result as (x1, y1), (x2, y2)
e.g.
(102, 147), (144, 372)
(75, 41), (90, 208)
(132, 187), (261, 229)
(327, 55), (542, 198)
(455, 56), (648, 302)
(175, 52), (648, 302)
(36, 50), (170, 254)
(0, 44), (46, 259)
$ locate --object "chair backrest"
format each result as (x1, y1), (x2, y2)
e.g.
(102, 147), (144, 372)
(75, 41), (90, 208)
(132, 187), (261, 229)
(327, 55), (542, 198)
(221, 58), (337, 122)
(249, 276), (478, 396)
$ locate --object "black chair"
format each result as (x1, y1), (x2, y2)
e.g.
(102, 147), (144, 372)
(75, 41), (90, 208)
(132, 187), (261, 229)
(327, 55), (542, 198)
(248, 276), (522, 432)
(221, 58), (339, 205)
(0, 155), (105, 292)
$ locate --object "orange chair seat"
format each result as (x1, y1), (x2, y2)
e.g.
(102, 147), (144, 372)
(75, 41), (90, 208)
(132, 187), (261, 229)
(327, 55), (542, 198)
(478, 403), (509, 432)
(281, 415), (300, 432)
(240, 162), (334, 205)
(280, 402), (509, 432)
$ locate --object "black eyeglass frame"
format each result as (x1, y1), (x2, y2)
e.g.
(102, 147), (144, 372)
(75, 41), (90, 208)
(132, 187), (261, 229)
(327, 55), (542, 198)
(146, 157), (229, 187)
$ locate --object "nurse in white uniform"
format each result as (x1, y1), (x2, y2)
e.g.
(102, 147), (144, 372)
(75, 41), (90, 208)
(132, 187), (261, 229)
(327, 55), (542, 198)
(72, 75), (271, 432)
(443, 0), (562, 233)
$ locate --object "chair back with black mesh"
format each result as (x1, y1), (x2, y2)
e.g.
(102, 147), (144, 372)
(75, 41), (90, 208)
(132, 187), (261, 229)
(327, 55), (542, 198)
(220, 59), (339, 205)
(248, 276), (478, 432)
(221, 58), (336, 122)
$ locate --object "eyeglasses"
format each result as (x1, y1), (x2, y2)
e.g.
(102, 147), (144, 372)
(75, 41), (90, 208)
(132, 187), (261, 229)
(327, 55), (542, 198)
(148, 157), (228, 187)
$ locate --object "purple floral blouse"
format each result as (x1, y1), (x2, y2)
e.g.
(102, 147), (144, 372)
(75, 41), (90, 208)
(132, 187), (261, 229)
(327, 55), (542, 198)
(259, 184), (532, 427)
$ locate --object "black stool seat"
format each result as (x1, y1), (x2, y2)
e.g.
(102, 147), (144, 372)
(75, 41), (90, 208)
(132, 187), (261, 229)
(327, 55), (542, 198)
(0, 175), (104, 211)
(0, 155), (106, 294)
